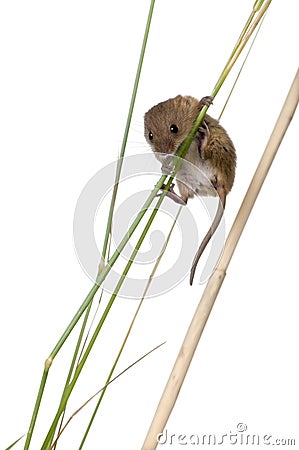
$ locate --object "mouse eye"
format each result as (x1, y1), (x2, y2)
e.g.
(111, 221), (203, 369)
(170, 124), (178, 133)
(148, 131), (154, 141)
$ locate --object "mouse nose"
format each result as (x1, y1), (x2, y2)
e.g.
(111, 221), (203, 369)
(164, 137), (174, 154)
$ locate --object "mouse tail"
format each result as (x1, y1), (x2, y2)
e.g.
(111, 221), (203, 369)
(190, 187), (226, 285)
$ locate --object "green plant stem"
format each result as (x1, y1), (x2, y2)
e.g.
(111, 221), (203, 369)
(175, 0), (272, 166)
(5, 434), (25, 450)
(24, 370), (49, 450)
(218, 13), (266, 121)
(226, 0), (263, 68)
(50, 342), (166, 449)
(78, 353), (121, 449)
(24, 285), (99, 450)
(41, 180), (173, 450)
(101, 0), (156, 261)
(50, 300), (95, 450)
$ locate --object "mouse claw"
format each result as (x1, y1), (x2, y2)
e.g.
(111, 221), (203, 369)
(166, 192), (187, 205)
(199, 96), (213, 109)
(156, 182), (175, 194)
(157, 183), (187, 205)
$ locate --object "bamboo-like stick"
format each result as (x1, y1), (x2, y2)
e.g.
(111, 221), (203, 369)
(142, 69), (299, 450)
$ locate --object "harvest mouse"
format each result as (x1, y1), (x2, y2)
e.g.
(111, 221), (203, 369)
(144, 95), (236, 285)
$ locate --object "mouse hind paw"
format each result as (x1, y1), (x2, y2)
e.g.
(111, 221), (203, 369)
(157, 183), (187, 205)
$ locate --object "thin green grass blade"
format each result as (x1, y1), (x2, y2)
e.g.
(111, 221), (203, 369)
(226, 0), (266, 66)
(218, 13), (267, 120)
(50, 342), (166, 449)
(175, 0), (272, 165)
(23, 282), (100, 450)
(101, 0), (156, 261)
(50, 299), (95, 450)
(23, 368), (50, 450)
(4, 434), (25, 450)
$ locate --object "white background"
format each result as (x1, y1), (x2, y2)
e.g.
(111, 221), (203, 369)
(0, 1), (298, 449)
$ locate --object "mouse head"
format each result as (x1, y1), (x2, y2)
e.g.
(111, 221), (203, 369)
(144, 95), (200, 154)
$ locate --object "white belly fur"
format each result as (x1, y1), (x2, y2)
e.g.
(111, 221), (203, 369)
(155, 141), (216, 197)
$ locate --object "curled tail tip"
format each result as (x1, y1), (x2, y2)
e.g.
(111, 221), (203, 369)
(189, 250), (202, 286)
(189, 270), (195, 286)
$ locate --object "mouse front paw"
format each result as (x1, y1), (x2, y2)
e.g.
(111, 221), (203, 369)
(198, 96), (213, 110)
(161, 164), (175, 176)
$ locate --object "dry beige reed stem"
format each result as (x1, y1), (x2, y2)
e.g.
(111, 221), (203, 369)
(142, 69), (299, 450)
